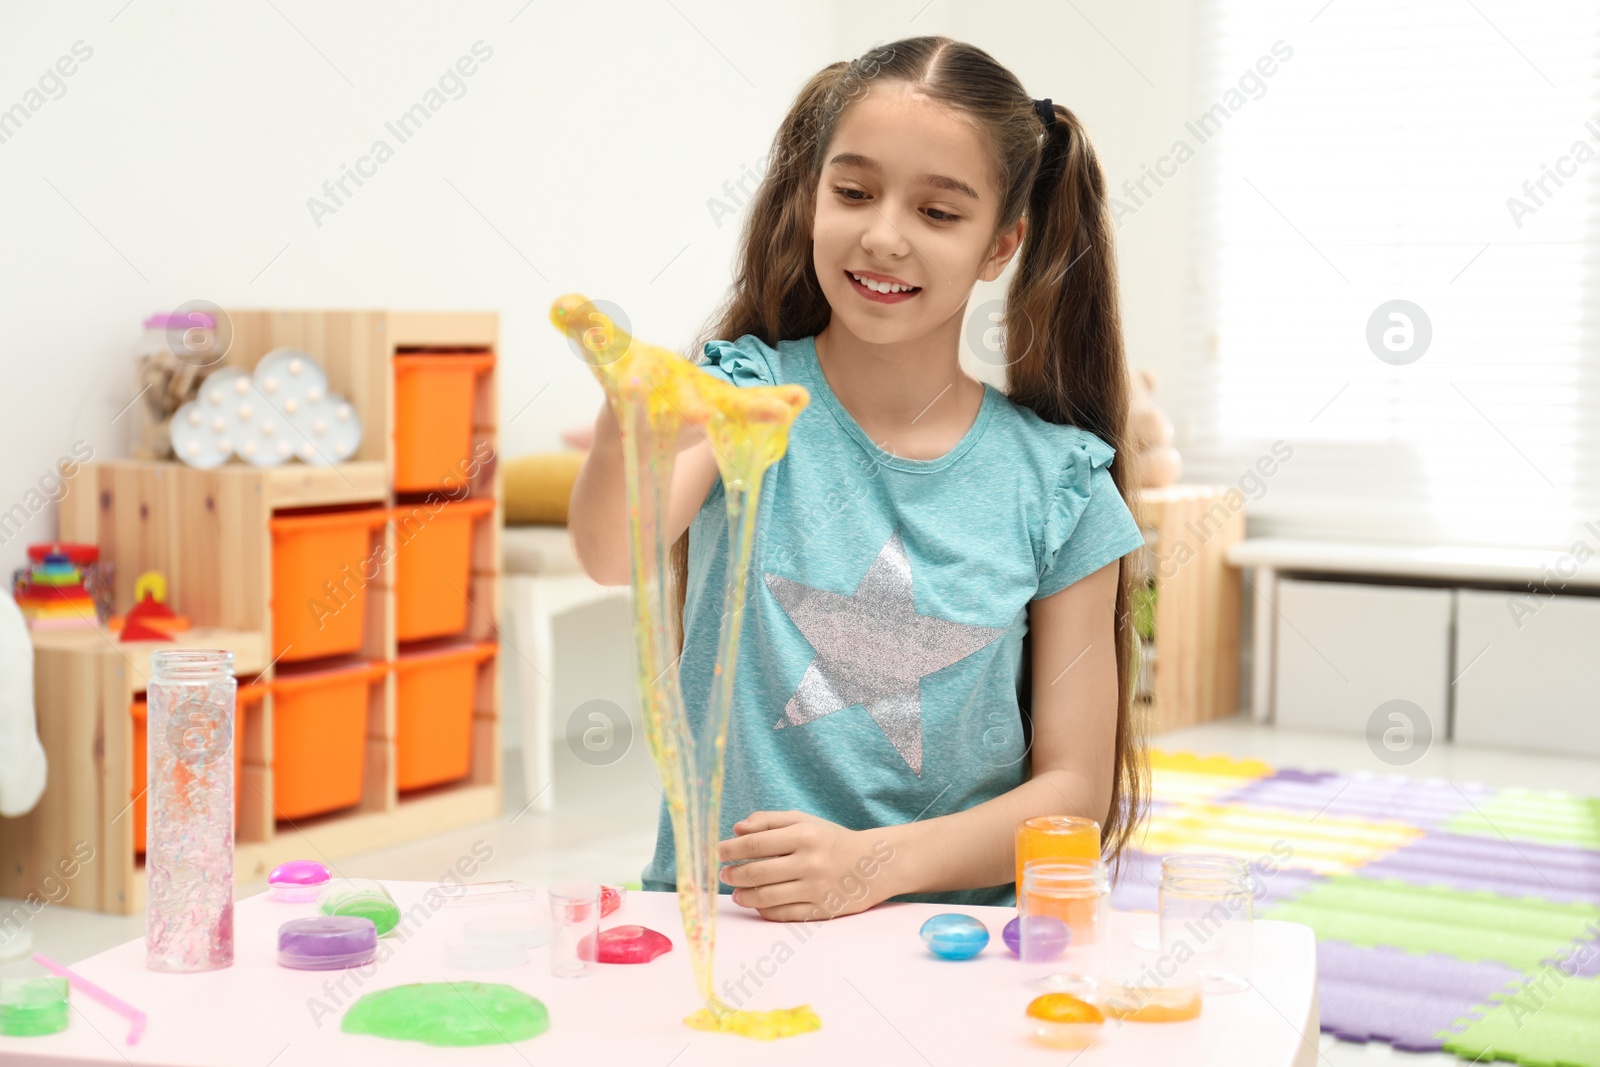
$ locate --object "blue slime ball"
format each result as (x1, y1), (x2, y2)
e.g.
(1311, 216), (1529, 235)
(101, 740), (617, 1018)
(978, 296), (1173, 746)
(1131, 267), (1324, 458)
(919, 913), (990, 960)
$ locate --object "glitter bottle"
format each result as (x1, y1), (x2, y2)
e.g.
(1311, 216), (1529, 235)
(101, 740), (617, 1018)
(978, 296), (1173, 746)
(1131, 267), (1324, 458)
(145, 649), (235, 972)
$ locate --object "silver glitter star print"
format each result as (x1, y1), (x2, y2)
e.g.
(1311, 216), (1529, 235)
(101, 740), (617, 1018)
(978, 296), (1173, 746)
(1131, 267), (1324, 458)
(763, 528), (1009, 775)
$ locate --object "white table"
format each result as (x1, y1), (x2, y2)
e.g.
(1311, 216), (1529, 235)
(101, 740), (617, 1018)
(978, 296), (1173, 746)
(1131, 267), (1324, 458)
(0, 882), (1318, 1066)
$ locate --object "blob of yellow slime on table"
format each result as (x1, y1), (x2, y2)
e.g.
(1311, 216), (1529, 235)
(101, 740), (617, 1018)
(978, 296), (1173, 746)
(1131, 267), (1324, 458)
(550, 296), (819, 1041)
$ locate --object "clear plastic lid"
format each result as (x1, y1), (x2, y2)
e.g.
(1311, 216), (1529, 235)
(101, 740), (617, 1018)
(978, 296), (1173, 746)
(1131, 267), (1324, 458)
(462, 915), (552, 950)
(425, 879), (538, 909)
(269, 883), (324, 903)
(442, 935), (528, 971)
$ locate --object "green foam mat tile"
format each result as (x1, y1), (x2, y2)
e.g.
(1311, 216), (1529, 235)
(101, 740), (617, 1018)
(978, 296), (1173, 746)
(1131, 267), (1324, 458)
(1442, 973), (1600, 1067)
(1443, 791), (1600, 850)
(1260, 875), (1600, 972)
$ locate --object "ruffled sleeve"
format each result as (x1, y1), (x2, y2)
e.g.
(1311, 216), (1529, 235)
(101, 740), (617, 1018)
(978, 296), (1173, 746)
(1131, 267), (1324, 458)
(1035, 430), (1147, 599)
(696, 335), (777, 389)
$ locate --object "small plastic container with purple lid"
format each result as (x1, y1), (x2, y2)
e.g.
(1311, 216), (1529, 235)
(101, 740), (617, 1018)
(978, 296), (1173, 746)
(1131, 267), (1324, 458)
(268, 860), (332, 903)
(277, 916), (378, 970)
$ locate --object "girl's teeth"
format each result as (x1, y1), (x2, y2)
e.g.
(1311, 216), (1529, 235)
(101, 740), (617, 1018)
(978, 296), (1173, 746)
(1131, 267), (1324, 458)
(852, 273), (915, 294)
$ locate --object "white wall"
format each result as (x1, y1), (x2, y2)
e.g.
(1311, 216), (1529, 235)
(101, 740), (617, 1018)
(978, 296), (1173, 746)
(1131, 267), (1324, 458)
(0, 0), (1197, 582)
(0, 0), (822, 572)
(3, 1), (1201, 761)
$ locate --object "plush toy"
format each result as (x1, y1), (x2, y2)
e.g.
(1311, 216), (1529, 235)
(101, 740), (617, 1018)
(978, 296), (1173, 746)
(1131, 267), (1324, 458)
(1128, 368), (1181, 489)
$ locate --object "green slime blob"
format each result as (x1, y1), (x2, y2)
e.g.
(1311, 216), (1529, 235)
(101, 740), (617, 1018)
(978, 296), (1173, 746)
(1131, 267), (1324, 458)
(341, 982), (549, 1047)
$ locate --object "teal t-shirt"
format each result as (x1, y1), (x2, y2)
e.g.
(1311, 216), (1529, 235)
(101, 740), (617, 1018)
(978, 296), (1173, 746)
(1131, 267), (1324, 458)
(639, 333), (1147, 907)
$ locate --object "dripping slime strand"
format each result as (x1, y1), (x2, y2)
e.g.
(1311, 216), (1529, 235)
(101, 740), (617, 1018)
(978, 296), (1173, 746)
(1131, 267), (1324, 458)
(550, 297), (819, 1040)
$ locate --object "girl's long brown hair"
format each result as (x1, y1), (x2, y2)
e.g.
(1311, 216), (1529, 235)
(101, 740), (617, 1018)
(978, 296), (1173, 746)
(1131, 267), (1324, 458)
(669, 36), (1148, 869)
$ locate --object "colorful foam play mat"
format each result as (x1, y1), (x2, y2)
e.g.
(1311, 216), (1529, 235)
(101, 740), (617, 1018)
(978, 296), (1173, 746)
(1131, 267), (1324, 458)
(1115, 751), (1600, 1067)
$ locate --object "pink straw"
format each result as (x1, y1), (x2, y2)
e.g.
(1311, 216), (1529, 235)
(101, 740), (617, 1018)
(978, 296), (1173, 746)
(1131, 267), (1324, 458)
(30, 952), (147, 1045)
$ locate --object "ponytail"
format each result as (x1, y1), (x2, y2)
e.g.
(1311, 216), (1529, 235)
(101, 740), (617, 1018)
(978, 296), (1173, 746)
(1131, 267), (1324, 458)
(1008, 100), (1147, 870)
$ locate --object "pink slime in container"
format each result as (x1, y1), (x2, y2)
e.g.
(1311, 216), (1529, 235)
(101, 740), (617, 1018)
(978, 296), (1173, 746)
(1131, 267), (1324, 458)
(269, 860), (332, 903)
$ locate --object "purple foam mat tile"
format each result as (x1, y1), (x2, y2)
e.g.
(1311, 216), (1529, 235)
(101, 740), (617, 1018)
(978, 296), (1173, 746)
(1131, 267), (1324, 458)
(1108, 849), (1323, 912)
(1358, 831), (1600, 905)
(1543, 925), (1600, 978)
(1315, 939), (1525, 1051)
(1213, 772), (1495, 827)
(1109, 849), (1164, 911)
(1263, 768), (1341, 786)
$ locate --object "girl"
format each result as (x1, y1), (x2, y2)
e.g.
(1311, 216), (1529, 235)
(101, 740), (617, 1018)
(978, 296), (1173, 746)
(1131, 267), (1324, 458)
(568, 36), (1148, 918)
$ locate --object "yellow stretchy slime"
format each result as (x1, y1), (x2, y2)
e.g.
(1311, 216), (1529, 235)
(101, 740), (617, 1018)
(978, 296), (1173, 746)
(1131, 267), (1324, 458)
(550, 296), (819, 1039)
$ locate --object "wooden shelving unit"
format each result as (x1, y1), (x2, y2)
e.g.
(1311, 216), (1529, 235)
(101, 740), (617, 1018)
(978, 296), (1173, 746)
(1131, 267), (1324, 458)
(1131, 485), (1245, 732)
(0, 310), (503, 915)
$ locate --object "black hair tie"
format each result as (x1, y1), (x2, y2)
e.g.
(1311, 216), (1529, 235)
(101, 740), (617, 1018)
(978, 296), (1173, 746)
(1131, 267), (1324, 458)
(1033, 97), (1055, 129)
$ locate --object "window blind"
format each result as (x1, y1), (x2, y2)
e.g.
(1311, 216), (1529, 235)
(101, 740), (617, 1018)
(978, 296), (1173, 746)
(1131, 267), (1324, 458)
(1179, 0), (1600, 550)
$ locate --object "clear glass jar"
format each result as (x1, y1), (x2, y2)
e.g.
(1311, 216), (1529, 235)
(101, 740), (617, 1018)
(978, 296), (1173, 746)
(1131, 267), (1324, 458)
(1160, 853), (1255, 884)
(144, 649), (235, 972)
(1019, 860), (1110, 997)
(133, 311), (223, 459)
(1158, 854), (1253, 994)
(547, 881), (600, 979)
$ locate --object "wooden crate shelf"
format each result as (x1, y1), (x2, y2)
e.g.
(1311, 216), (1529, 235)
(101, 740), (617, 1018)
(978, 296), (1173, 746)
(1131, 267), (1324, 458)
(1131, 485), (1245, 733)
(0, 310), (503, 915)
(261, 462), (388, 508)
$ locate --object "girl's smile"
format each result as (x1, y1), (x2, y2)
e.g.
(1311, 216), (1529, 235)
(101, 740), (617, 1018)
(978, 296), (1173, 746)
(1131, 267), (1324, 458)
(845, 269), (922, 303)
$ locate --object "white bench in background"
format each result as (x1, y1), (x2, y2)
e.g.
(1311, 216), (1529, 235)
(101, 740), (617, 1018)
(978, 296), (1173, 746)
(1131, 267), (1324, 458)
(500, 524), (628, 813)
(1229, 537), (1600, 756)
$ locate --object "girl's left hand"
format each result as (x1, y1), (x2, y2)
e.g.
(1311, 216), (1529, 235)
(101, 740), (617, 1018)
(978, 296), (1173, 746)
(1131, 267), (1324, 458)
(718, 811), (896, 922)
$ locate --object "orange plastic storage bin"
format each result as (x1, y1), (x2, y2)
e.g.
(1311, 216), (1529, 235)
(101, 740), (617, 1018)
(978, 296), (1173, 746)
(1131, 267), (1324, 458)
(132, 681), (263, 855)
(271, 661), (386, 820)
(391, 496), (496, 643)
(270, 508), (389, 664)
(393, 641), (496, 792)
(393, 352), (495, 492)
